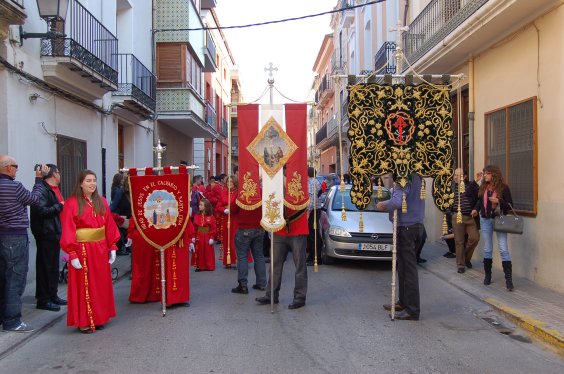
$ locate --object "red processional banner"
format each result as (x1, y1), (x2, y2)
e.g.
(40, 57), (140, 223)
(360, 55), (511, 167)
(236, 104), (262, 210)
(283, 103), (309, 210)
(128, 166), (191, 250)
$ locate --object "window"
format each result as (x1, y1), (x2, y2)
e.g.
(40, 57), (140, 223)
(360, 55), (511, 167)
(156, 43), (203, 96)
(485, 97), (537, 215)
(57, 136), (87, 199)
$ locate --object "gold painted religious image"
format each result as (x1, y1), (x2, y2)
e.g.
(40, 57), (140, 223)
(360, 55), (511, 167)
(347, 83), (454, 213)
(247, 117), (297, 178)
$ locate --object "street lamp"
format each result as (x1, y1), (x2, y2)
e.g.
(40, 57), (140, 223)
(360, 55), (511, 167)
(20, 0), (69, 41)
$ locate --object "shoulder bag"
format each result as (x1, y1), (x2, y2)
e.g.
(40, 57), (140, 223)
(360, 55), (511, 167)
(493, 203), (523, 235)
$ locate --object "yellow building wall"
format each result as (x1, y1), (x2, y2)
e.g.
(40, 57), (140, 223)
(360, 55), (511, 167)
(471, 6), (564, 291)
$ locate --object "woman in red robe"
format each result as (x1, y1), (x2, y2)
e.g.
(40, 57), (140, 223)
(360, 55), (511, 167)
(60, 170), (120, 334)
(192, 199), (216, 271)
(216, 175), (238, 267)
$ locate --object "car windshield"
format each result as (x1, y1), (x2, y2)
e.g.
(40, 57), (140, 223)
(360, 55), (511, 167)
(331, 188), (391, 212)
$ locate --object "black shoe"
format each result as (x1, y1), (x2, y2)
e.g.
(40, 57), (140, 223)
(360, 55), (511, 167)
(37, 302), (61, 312)
(444, 252), (456, 259)
(255, 296), (278, 305)
(457, 267), (465, 274)
(79, 328), (93, 334)
(51, 296), (67, 305)
(416, 257), (427, 264)
(392, 310), (419, 321)
(465, 261), (473, 269)
(306, 260), (314, 267)
(95, 325), (105, 330)
(231, 284), (249, 294)
(288, 301), (305, 310)
(252, 284), (266, 291)
(264, 257), (271, 263)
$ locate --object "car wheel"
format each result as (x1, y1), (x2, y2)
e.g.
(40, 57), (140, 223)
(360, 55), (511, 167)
(320, 239), (335, 265)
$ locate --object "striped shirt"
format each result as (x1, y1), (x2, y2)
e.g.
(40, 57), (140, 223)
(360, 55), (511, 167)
(0, 174), (43, 236)
(452, 181), (479, 216)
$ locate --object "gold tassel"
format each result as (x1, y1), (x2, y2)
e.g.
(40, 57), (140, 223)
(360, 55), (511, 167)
(420, 179), (426, 200)
(401, 192), (407, 213)
(460, 178), (465, 194)
(456, 196), (462, 223)
(340, 181), (346, 221)
(442, 213), (448, 235)
(377, 178), (383, 199)
(359, 211), (364, 233)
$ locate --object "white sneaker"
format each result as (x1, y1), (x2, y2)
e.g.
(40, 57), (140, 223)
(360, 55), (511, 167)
(3, 322), (35, 333)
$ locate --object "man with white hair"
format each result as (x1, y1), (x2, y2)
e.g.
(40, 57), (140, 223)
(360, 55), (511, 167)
(0, 155), (45, 332)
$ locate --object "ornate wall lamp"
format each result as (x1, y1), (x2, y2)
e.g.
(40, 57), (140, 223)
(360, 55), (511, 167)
(19, 0), (69, 43)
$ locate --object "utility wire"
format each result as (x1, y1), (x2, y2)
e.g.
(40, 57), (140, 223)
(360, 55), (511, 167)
(154, 0), (386, 33)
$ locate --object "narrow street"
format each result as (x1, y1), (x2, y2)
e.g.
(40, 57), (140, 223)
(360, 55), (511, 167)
(1, 254), (563, 374)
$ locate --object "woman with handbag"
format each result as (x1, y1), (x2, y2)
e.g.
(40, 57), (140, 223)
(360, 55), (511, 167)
(471, 165), (514, 291)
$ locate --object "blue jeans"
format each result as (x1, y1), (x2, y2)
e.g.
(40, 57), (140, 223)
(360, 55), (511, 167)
(480, 217), (511, 262)
(0, 235), (30, 329)
(234, 228), (266, 288)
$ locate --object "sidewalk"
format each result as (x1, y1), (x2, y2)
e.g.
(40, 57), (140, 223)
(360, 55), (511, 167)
(0, 254), (131, 359)
(420, 241), (564, 355)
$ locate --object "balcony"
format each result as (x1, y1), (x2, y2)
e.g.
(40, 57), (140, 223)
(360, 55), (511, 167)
(316, 124), (327, 145)
(201, 0), (217, 9)
(0, 0), (26, 41)
(341, 97), (349, 125)
(112, 54), (156, 119)
(40, 0), (118, 101)
(402, 0), (558, 72)
(327, 117), (337, 138)
(374, 41), (396, 75)
(205, 100), (216, 129)
(316, 75), (334, 107)
(221, 118), (228, 136)
(157, 87), (219, 139)
(203, 30), (217, 72)
(231, 136), (238, 156)
(339, 0), (354, 28)
(331, 49), (343, 73)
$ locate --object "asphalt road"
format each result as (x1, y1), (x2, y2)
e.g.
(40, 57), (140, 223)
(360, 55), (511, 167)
(1, 258), (563, 374)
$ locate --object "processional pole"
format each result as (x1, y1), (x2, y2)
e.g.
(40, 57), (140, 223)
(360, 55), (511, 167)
(264, 62), (278, 313)
(154, 139), (168, 317)
(389, 20), (409, 322)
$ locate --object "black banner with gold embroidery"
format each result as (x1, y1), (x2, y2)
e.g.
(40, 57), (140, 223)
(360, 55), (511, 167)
(347, 83), (454, 212)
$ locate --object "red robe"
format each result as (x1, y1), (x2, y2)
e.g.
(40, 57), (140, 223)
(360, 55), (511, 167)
(128, 219), (193, 305)
(216, 189), (237, 266)
(192, 213), (216, 271)
(60, 195), (120, 329)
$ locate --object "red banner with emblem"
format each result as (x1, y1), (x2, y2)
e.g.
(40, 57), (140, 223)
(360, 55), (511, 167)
(283, 103), (309, 210)
(128, 166), (191, 250)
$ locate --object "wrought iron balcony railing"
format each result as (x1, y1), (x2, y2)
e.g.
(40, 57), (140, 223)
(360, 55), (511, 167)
(374, 41), (396, 74)
(205, 100), (216, 129)
(341, 97), (348, 124)
(316, 124), (327, 145)
(114, 54), (156, 111)
(205, 30), (216, 62)
(221, 118), (228, 136)
(402, 0), (488, 65)
(6, 0), (24, 8)
(40, 0), (118, 85)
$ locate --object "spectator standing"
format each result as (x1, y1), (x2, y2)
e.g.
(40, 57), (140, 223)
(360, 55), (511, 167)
(59, 170), (121, 333)
(110, 173), (131, 255)
(30, 164), (67, 312)
(452, 168), (480, 274)
(377, 174), (425, 321)
(472, 165), (515, 291)
(0, 156), (44, 332)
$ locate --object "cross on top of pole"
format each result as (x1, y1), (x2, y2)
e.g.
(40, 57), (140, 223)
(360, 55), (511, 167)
(264, 62), (278, 81)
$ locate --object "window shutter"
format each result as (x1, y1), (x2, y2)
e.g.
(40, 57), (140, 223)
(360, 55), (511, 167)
(157, 44), (184, 87)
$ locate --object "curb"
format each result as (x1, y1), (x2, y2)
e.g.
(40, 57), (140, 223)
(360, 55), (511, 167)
(485, 297), (564, 355)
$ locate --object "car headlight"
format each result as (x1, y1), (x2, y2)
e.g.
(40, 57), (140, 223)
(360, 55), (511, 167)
(329, 226), (351, 237)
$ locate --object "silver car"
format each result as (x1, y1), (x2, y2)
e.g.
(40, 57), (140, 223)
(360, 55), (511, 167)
(318, 185), (393, 264)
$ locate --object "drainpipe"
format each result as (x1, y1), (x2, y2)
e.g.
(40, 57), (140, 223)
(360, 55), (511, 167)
(468, 56), (475, 178)
(152, 0), (159, 165)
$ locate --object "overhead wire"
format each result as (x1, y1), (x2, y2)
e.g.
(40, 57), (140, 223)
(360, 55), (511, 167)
(153, 0), (386, 33)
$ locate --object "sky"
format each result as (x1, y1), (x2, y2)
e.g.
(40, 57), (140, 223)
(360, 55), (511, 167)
(215, 0), (336, 104)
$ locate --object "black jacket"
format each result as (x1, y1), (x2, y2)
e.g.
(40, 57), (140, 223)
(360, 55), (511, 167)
(475, 185), (513, 218)
(30, 181), (63, 241)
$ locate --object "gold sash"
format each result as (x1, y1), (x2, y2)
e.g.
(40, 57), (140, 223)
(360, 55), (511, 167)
(197, 226), (210, 233)
(76, 227), (105, 242)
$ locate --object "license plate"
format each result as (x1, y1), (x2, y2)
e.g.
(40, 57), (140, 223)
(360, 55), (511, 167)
(359, 243), (392, 251)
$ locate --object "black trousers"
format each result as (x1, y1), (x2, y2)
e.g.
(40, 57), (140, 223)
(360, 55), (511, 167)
(397, 223), (422, 318)
(35, 239), (61, 303)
